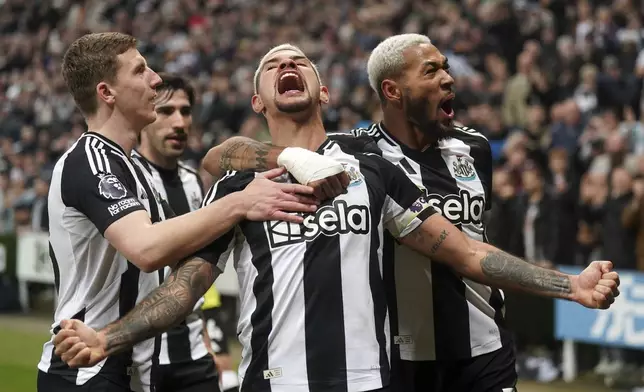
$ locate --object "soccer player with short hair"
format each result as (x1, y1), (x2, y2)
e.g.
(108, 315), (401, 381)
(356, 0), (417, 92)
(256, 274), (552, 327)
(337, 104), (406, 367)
(38, 33), (319, 392)
(133, 72), (238, 392)
(52, 44), (619, 392)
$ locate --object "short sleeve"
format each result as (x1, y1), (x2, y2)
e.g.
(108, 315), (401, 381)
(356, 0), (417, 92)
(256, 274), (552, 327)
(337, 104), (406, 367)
(370, 155), (437, 238)
(61, 153), (145, 235)
(193, 171), (254, 272)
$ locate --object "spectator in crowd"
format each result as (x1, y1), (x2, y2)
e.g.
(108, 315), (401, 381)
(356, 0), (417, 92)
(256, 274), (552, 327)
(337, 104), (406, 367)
(3, 0), (644, 385)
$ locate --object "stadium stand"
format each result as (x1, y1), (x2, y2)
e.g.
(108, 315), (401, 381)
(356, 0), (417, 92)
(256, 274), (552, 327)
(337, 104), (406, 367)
(2, 0), (644, 388)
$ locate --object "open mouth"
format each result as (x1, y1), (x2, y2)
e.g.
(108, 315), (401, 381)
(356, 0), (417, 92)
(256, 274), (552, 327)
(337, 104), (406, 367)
(277, 72), (305, 95)
(439, 95), (455, 119)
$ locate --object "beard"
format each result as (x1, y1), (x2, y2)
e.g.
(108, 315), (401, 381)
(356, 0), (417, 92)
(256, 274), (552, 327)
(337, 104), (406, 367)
(403, 89), (453, 142)
(275, 93), (313, 113)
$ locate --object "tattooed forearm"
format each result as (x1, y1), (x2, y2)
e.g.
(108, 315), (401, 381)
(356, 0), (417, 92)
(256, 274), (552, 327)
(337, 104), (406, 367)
(431, 230), (449, 254)
(480, 251), (572, 294)
(403, 226), (450, 256)
(101, 257), (216, 356)
(218, 138), (276, 173)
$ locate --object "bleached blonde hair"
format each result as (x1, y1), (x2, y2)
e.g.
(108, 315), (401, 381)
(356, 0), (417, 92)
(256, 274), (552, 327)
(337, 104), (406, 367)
(367, 34), (432, 99)
(253, 43), (322, 94)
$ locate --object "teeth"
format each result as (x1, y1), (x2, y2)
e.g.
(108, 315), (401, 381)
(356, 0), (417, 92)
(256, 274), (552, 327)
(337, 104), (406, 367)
(280, 72), (298, 81)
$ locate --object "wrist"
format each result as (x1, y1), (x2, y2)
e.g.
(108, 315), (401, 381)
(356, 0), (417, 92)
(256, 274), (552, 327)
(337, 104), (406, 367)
(96, 329), (109, 359)
(568, 274), (580, 302)
(223, 193), (248, 221)
(276, 147), (305, 170)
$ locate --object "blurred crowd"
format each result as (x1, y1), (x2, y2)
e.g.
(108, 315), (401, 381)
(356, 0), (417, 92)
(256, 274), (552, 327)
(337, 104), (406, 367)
(1, 0), (644, 274)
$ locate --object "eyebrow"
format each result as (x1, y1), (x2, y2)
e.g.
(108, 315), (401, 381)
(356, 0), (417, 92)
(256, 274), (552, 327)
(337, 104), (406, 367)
(263, 55), (309, 68)
(423, 57), (449, 69)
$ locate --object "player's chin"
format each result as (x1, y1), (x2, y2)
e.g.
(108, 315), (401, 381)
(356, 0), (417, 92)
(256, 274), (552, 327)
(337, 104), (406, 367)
(276, 97), (313, 113)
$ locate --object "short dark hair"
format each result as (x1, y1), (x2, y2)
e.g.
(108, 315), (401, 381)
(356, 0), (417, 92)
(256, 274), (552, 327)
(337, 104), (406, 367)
(62, 32), (137, 116)
(155, 73), (195, 106)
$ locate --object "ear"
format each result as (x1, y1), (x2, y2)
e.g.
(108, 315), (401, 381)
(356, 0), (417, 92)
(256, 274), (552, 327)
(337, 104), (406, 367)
(319, 85), (330, 105)
(96, 81), (116, 106)
(251, 94), (265, 114)
(381, 79), (402, 106)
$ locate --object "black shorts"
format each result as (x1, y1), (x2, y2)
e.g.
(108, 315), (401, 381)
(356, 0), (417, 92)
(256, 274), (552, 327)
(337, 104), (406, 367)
(203, 308), (231, 355)
(154, 354), (220, 392)
(392, 345), (518, 392)
(37, 370), (132, 392)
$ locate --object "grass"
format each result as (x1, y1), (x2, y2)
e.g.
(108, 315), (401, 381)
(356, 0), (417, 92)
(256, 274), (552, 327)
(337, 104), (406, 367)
(0, 325), (50, 392)
(0, 315), (616, 392)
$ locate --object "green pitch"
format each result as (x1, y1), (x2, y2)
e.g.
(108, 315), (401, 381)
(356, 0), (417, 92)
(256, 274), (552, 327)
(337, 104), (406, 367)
(0, 326), (49, 392)
(0, 315), (613, 392)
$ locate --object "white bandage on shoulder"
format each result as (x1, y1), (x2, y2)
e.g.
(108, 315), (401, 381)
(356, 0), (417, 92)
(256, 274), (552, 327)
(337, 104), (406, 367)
(276, 147), (345, 185)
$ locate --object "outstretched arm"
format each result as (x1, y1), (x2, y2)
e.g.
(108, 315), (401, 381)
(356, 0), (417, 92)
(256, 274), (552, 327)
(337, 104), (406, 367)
(202, 136), (350, 200)
(399, 214), (619, 307)
(53, 257), (221, 366)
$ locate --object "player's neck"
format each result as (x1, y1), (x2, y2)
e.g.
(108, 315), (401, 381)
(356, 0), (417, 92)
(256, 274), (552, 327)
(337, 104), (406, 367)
(382, 111), (435, 151)
(267, 113), (327, 151)
(138, 144), (177, 170)
(87, 110), (140, 156)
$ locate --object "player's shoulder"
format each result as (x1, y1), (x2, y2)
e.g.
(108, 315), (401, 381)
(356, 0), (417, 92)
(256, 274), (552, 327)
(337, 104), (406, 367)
(214, 170), (255, 190)
(203, 170), (254, 205)
(327, 127), (383, 156)
(62, 133), (128, 178)
(448, 124), (490, 150)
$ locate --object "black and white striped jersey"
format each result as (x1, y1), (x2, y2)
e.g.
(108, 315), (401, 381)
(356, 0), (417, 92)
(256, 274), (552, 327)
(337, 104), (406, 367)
(38, 132), (168, 391)
(344, 122), (509, 361)
(131, 150), (210, 366)
(195, 138), (436, 392)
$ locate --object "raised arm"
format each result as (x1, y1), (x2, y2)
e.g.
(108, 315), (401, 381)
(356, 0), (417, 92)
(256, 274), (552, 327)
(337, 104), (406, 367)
(399, 214), (620, 308)
(202, 136), (350, 200)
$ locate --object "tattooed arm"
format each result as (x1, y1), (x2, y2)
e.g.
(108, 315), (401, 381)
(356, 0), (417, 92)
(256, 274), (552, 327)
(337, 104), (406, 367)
(202, 136), (350, 201)
(202, 136), (281, 178)
(399, 214), (618, 308)
(100, 257), (220, 356)
(52, 256), (222, 367)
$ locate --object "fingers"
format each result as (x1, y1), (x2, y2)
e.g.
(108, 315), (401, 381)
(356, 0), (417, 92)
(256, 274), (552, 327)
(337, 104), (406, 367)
(592, 290), (612, 309)
(594, 284), (613, 298)
(258, 167), (287, 179)
(272, 211), (304, 223)
(61, 341), (89, 364)
(54, 332), (80, 356)
(67, 347), (92, 368)
(276, 182), (315, 195)
(327, 175), (346, 197)
(600, 261), (613, 274)
(292, 194), (319, 206)
(277, 201), (319, 214)
(602, 271), (620, 287)
(338, 171), (350, 189)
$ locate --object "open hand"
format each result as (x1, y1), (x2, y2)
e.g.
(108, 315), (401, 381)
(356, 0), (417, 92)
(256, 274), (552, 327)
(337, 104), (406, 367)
(572, 261), (620, 309)
(53, 319), (107, 368)
(242, 167), (319, 223)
